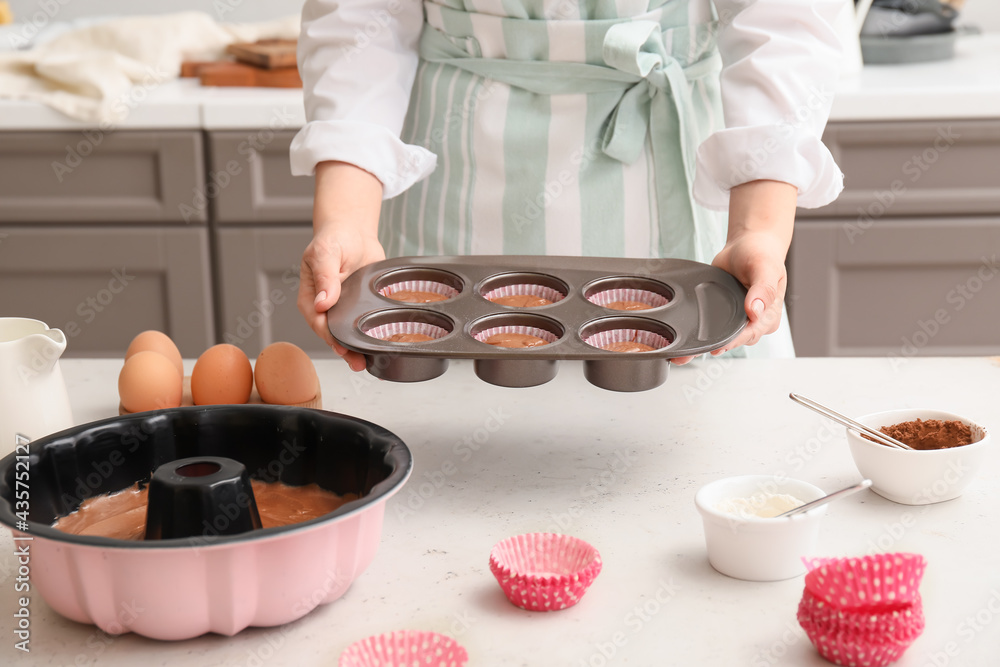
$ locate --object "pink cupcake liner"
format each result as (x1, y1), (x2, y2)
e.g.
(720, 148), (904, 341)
(804, 553), (927, 609)
(797, 553), (927, 667)
(482, 284), (565, 306)
(804, 627), (915, 667)
(379, 280), (460, 302)
(339, 630), (468, 667)
(583, 329), (671, 351)
(474, 326), (559, 346)
(798, 589), (924, 638)
(588, 288), (669, 310)
(489, 533), (602, 612)
(363, 322), (449, 343)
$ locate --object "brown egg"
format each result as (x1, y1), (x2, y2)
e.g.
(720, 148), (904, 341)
(254, 342), (319, 405)
(191, 344), (253, 405)
(119, 351), (183, 413)
(125, 330), (183, 378)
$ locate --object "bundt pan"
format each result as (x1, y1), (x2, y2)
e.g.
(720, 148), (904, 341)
(0, 405), (412, 641)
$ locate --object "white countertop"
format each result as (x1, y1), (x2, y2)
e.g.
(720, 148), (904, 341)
(0, 79), (307, 131)
(1, 33), (999, 131)
(1, 356), (999, 666)
(832, 32), (1000, 122)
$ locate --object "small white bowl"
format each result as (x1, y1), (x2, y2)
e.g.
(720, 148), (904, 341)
(846, 408), (990, 506)
(694, 475), (827, 582)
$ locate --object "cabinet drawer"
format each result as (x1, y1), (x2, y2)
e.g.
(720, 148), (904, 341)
(798, 120), (1000, 219)
(215, 227), (331, 357)
(209, 131), (314, 223)
(0, 131), (206, 223)
(0, 227), (215, 357)
(788, 218), (1000, 357)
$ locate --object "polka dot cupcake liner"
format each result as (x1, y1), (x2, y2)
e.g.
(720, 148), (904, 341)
(363, 322), (449, 343)
(482, 284), (565, 307)
(803, 553), (926, 609)
(798, 588), (924, 638)
(809, 633), (911, 667)
(339, 630), (468, 667)
(489, 533), (602, 612)
(588, 288), (669, 311)
(583, 329), (671, 352)
(379, 280), (460, 302)
(474, 326), (559, 346)
(797, 553), (927, 667)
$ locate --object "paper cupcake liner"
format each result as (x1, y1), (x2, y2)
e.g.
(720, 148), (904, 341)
(588, 288), (669, 310)
(339, 630), (468, 667)
(798, 589), (924, 638)
(482, 284), (565, 306)
(489, 533), (602, 612)
(363, 322), (449, 343)
(583, 329), (671, 351)
(474, 326), (559, 346)
(379, 280), (460, 302)
(798, 553), (926, 667)
(804, 553), (927, 609)
(805, 629), (914, 667)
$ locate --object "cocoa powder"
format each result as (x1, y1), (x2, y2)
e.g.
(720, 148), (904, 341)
(874, 418), (974, 450)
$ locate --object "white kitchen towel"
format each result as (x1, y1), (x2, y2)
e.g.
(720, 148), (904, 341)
(0, 11), (299, 123)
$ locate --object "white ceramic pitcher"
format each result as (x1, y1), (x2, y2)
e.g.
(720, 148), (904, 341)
(0, 318), (74, 456)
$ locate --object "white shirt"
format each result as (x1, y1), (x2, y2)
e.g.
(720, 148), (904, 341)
(289, 0), (845, 210)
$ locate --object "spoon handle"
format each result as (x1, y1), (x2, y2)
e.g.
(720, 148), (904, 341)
(777, 479), (873, 518)
(788, 393), (914, 451)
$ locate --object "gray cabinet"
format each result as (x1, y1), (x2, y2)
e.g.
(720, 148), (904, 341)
(0, 129), (215, 358)
(208, 128), (323, 357)
(0, 131), (207, 223)
(0, 128), (318, 359)
(0, 226), (215, 357)
(797, 120), (1000, 219)
(789, 218), (1000, 357)
(208, 131), (314, 223)
(789, 119), (1000, 357)
(214, 226), (329, 356)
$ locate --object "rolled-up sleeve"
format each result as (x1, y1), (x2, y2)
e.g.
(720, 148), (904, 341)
(694, 0), (845, 210)
(290, 0), (437, 199)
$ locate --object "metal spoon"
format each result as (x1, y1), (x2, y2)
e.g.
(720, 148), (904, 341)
(788, 393), (915, 451)
(777, 479), (873, 518)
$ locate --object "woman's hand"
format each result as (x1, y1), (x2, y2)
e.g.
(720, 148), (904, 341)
(298, 161), (385, 371)
(672, 179), (797, 364)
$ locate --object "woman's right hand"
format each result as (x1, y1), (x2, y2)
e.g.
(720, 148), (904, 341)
(298, 161), (385, 371)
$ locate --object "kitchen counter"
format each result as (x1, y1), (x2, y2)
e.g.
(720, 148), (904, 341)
(1, 356), (998, 666)
(0, 79), (306, 131)
(1, 33), (999, 130)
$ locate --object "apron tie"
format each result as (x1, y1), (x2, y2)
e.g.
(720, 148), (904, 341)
(600, 21), (718, 258)
(419, 17), (721, 260)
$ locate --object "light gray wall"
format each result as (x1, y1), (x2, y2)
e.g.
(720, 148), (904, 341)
(8, 0), (306, 24)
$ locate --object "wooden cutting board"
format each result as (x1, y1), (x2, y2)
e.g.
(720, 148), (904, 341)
(225, 39), (298, 69)
(186, 61), (302, 88)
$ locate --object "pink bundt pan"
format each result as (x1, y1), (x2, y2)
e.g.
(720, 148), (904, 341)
(0, 405), (412, 641)
(24, 505), (389, 640)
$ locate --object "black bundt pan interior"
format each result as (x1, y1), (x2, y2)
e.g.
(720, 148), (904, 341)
(0, 405), (412, 548)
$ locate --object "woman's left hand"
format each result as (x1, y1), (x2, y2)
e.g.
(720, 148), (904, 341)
(671, 180), (797, 365)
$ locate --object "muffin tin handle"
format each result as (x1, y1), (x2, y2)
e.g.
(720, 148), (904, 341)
(659, 274), (747, 357)
(694, 279), (747, 346)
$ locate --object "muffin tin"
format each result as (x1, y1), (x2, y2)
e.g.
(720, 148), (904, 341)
(326, 256), (748, 392)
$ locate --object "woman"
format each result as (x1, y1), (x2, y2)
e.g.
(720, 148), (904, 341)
(290, 0), (845, 369)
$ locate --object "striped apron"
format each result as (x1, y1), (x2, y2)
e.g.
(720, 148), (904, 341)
(380, 0), (794, 358)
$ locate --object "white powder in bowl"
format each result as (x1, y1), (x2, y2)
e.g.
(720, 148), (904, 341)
(714, 492), (805, 519)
